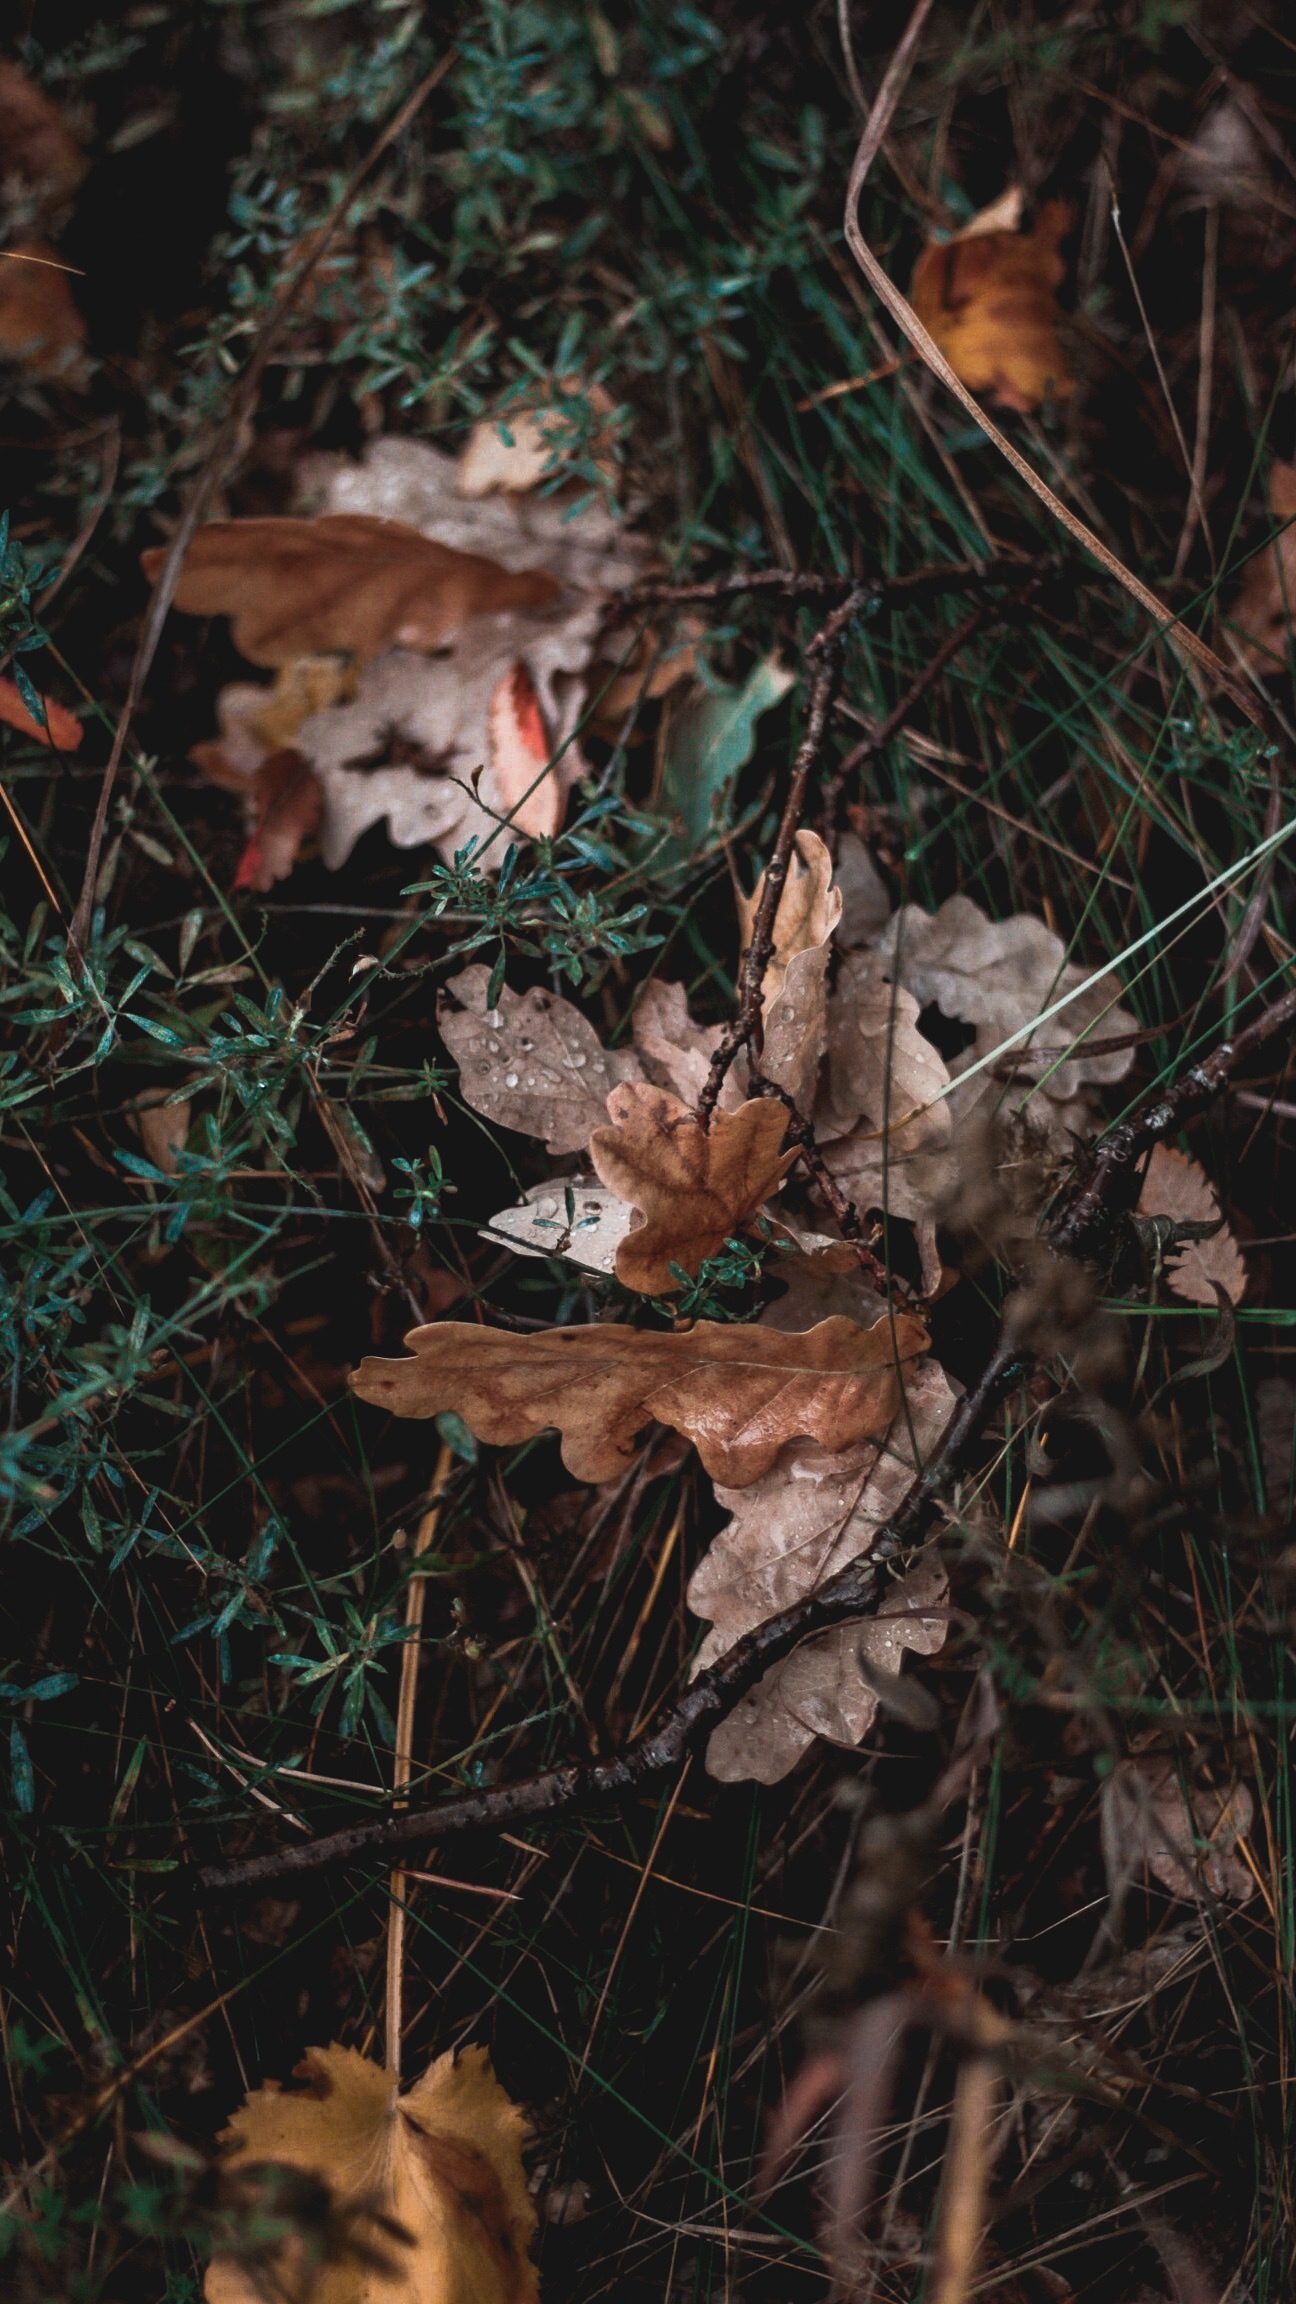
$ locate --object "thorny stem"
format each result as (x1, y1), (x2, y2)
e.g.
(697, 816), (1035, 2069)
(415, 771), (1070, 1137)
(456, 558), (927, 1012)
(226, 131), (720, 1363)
(199, 973), (1296, 1896)
(697, 589), (868, 1123)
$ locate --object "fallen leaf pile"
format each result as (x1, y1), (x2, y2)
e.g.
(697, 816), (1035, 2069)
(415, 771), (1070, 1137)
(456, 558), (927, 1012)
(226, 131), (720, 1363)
(160, 427), (649, 883)
(361, 810), (1245, 1782)
(909, 186), (1073, 414)
(205, 2042), (537, 2304)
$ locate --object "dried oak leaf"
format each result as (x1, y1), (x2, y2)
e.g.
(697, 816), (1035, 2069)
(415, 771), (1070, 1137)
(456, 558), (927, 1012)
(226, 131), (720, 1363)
(1111, 1758), (1255, 1906)
(691, 1356), (956, 1782)
(352, 1310), (930, 1487)
(1231, 461), (1296, 675)
(1137, 1142), (1247, 1306)
(873, 894), (1135, 1106)
(144, 514), (560, 670)
(0, 239), (85, 375)
(737, 828), (842, 1007)
(910, 192), (1073, 415)
(0, 62), (86, 204)
(819, 960), (955, 1290)
(204, 2042), (536, 2304)
(129, 1089), (191, 1177)
(0, 674), (80, 749)
(439, 963), (642, 1157)
(590, 1083), (795, 1293)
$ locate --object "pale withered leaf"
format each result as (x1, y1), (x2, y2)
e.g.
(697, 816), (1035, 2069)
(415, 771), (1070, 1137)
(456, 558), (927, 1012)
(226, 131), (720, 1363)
(1137, 1142), (1247, 1306)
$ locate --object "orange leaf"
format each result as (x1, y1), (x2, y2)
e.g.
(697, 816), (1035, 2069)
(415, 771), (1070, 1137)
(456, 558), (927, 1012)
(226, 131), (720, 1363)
(0, 62), (86, 202)
(590, 1083), (795, 1292)
(141, 515), (562, 668)
(909, 198), (1072, 416)
(352, 1311), (930, 1487)
(0, 674), (81, 750)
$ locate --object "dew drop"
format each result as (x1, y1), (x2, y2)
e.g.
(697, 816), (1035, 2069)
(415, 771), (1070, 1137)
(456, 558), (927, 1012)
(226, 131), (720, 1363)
(504, 1071), (520, 1088)
(571, 1052), (587, 1069)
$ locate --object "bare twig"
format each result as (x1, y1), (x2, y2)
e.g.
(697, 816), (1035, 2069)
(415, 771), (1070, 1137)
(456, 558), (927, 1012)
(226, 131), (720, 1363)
(624, 556), (1036, 612)
(747, 1069), (904, 1301)
(696, 588), (868, 1122)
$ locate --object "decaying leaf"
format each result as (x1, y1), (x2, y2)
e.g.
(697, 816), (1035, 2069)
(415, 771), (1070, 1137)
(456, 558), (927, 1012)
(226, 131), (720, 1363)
(658, 655), (794, 851)
(589, 1083), (794, 1292)
(909, 194), (1073, 414)
(820, 962), (955, 1289)
(204, 2042), (537, 2304)
(481, 1178), (634, 1276)
(0, 673), (80, 749)
(833, 831), (892, 950)
(438, 964), (642, 1157)
(738, 829), (842, 1008)
(0, 61), (86, 204)
(144, 515), (561, 670)
(0, 239), (85, 375)
(873, 893), (1135, 1105)
(190, 657), (354, 788)
(1113, 1758), (1255, 1906)
(1178, 92), (1273, 209)
(457, 406), (574, 497)
(1230, 461), (1296, 675)
(352, 1310), (930, 1487)
(691, 1357), (956, 1781)
(1137, 1142), (1247, 1306)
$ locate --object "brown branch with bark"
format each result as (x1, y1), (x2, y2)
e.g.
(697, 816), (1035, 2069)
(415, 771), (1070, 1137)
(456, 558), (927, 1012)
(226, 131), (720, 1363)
(198, 970), (1296, 1896)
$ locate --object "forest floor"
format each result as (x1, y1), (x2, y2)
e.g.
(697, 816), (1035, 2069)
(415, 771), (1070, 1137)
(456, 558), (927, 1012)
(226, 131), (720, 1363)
(3, 5), (1296, 2301)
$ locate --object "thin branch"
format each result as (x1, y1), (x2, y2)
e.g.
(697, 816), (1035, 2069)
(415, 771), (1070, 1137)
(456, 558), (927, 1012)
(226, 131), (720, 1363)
(623, 556), (1038, 612)
(697, 589), (867, 1123)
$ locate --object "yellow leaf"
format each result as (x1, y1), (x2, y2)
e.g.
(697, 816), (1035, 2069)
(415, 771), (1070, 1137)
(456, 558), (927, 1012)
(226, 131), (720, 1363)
(205, 2043), (536, 2304)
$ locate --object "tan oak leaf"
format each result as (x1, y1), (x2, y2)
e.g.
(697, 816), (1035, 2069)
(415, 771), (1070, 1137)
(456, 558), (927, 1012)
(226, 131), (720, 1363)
(589, 1083), (794, 1292)
(1108, 1759), (1255, 1906)
(438, 964), (642, 1157)
(204, 2042), (536, 2304)
(352, 1311), (930, 1488)
(1137, 1142), (1247, 1306)
(630, 978), (745, 1110)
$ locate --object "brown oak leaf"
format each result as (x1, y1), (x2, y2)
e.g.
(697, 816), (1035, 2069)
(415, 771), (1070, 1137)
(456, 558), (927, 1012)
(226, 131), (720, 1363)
(204, 2042), (536, 2304)
(142, 514), (561, 669)
(630, 978), (745, 1109)
(1137, 1142), (1247, 1306)
(1107, 1758), (1255, 1907)
(590, 1083), (795, 1292)
(909, 191), (1073, 415)
(438, 964), (642, 1157)
(352, 1311), (930, 1487)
